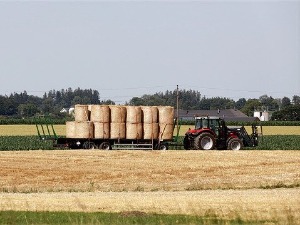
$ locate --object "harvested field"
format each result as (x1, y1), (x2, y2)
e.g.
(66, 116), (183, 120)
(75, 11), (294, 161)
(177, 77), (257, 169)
(0, 150), (299, 192)
(0, 125), (65, 136)
(0, 150), (299, 222)
(1, 189), (299, 223)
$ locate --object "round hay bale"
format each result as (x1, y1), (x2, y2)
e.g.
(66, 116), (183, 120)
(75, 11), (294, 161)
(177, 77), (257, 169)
(141, 106), (158, 123)
(74, 105), (90, 121)
(110, 122), (126, 139)
(66, 121), (76, 138)
(143, 123), (159, 140)
(94, 122), (110, 139)
(126, 106), (142, 123)
(75, 121), (94, 139)
(110, 106), (126, 123)
(159, 123), (174, 140)
(158, 106), (174, 124)
(90, 105), (110, 122)
(126, 123), (143, 139)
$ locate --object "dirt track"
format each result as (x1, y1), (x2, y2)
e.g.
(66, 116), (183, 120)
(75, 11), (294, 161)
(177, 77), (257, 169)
(0, 150), (299, 221)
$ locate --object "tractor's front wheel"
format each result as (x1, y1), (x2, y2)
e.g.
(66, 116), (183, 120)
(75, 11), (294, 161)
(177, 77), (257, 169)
(194, 133), (215, 150)
(227, 138), (243, 150)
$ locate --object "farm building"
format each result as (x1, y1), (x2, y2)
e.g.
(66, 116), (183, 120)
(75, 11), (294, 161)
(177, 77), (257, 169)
(178, 109), (259, 122)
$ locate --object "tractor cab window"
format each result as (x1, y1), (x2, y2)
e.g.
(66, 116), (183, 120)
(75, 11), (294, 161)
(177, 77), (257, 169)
(195, 118), (211, 129)
(209, 119), (220, 134)
(202, 119), (208, 128)
(195, 118), (208, 129)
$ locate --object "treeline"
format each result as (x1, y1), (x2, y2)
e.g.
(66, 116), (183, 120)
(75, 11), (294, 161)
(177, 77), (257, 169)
(0, 88), (114, 118)
(0, 88), (299, 121)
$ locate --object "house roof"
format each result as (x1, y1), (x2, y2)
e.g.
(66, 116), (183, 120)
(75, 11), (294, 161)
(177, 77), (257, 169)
(178, 109), (247, 118)
(177, 109), (259, 122)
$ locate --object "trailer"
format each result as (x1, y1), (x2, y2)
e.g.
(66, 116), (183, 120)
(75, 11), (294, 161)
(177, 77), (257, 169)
(35, 105), (180, 150)
(36, 121), (179, 150)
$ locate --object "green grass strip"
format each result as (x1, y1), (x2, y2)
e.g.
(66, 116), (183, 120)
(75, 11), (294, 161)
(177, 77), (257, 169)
(0, 210), (271, 225)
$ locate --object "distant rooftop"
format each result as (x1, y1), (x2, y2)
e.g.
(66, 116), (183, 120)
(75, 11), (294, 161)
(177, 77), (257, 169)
(177, 109), (259, 122)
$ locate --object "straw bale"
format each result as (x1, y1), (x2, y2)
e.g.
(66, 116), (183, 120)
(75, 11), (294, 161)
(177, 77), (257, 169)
(159, 123), (174, 140)
(126, 123), (143, 140)
(143, 123), (159, 140)
(74, 105), (90, 121)
(110, 106), (126, 123)
(110, 123), (126, 139)
(94, 122), (110, 139)
(126, 106), (142, 123)
(141, 106), (158, 123)
(158, 106), (174, 124)
(66, 121), (76, 138)
(74, 121), (94, 139)
(90, 105), (110, 122)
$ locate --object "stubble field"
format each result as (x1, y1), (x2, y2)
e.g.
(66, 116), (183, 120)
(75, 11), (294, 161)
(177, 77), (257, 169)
(0, 150), (299, 223)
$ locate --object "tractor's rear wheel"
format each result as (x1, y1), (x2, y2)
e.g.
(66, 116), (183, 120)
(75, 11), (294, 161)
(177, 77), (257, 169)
(194, 133), (215, 150)
(227, 138), (243, 150)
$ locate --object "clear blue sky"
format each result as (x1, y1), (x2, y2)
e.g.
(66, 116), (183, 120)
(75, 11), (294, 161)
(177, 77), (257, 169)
(0, 1), (299, 103)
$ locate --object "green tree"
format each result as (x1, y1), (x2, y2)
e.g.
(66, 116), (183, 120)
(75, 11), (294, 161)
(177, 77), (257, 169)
(281, 97), (291, 109)
(271, 105), (300, 121)
(241, 99), (261, 116)
(18, 103), (39, 117)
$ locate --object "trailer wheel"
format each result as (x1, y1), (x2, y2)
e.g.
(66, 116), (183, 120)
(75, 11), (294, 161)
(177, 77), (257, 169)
(194, 133), (215, 150)
(157, 143), (168, 150)
(83, 141), (96, 149)
(99, 142), (111, 150)
(227, 138), (243, 150)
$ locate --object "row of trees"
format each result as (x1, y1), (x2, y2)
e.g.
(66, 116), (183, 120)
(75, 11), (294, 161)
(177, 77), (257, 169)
(0, 88), (299, 120)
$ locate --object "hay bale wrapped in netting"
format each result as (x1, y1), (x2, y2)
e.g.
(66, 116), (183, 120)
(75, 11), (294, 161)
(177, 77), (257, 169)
(94, 122), (110, 139)
(126, 123), (143, 139)
(159, 123), (174, 140)
(143, 123), (159, 140)
(75, 121), (94, 139)
(90, 105), (110, 122)
(126, 106), (142, 123)
(158, 106), (174, 124)
(110, 106), (126, 123)
(74, 104), (90, 121)
(110, 123), (126, 139)
(66, 121), (76, 138)
(141, 106), (158, 123)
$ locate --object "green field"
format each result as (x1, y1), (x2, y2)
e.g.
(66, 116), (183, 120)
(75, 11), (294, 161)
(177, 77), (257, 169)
(0, 210), (272, 225)
(0, 124), (300, 150)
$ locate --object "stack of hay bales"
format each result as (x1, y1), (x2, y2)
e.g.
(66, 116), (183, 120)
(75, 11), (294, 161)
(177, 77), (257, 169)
(90, 105), (110, 139)
(66, 104), (93, 139)
(109, 106), (126, 139)
(141, 106), (159, 139)
(158, 106), (174, 140)
(66, 104), (174, 141)
(126, 106), (143, 139)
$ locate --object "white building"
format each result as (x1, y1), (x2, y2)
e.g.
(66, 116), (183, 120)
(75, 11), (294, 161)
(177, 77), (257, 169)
(254, 111), (270, 121)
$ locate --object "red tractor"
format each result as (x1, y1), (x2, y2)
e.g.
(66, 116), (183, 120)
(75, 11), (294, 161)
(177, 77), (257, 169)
(183, 116), (259, 150)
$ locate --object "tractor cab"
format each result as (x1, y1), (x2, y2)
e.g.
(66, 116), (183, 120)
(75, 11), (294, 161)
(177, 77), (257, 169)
(194, 116), (224, 136)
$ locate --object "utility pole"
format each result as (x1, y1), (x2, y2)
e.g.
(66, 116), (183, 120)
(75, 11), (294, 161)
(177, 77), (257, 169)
(176, 85), (179, 136)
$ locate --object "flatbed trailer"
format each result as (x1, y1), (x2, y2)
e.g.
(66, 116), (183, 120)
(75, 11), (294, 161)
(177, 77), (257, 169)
(55, 137), (171, 150)
(35, 117), (181, 150)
